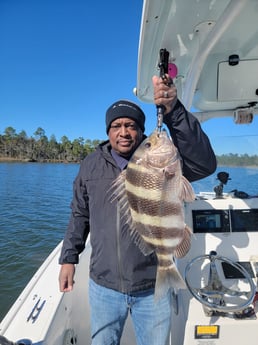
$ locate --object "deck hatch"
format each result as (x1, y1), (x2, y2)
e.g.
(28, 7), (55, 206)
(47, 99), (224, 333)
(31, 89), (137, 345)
(218, 59), (258, 102)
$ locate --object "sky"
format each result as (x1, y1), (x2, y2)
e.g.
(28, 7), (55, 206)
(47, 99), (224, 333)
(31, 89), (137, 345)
(0, 0), (257, 155)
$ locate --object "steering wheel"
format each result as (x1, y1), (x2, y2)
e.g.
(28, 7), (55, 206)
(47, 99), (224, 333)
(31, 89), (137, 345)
(185, 251), (256, 313)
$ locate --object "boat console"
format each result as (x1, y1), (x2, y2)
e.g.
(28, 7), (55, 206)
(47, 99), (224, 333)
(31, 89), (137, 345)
(172, 185), (258, 345)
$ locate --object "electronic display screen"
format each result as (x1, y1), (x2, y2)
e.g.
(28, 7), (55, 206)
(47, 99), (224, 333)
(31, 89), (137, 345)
(231, 209), (258, 232)
(222, 261), (255, 279)
(192, 210), (230, 233)
(192, 209), (258, 233)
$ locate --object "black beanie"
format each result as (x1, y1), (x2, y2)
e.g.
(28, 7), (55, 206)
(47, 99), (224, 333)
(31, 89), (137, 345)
(106, 100), (145, 133)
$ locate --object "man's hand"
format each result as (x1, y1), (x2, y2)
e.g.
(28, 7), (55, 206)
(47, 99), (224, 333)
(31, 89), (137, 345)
(152, 74), (177, 114)
(59, 263), (75, 292)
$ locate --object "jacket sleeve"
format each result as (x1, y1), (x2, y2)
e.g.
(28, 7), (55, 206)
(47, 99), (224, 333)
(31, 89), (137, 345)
(163, 99), (217, 182)
(59, 164), (90, 264)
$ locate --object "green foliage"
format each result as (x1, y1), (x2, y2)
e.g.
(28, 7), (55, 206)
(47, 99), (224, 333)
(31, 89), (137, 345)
(0, 127), (104, 162)
(216, 153), (258, 167)
(0, 126), (257, 165)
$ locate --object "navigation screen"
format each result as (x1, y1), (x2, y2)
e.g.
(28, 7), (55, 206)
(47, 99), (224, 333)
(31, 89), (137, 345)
(192, 210), (230, 233)
(192, 209), (258, 233)
(231, 209), (258, 232)
(222, 261), (255, 279)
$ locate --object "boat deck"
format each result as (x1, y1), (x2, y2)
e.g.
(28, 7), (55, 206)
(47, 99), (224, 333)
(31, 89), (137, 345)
(1, 195), (258, 345)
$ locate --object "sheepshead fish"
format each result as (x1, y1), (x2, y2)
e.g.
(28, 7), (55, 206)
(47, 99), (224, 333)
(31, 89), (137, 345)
(111, 129), (195, 299)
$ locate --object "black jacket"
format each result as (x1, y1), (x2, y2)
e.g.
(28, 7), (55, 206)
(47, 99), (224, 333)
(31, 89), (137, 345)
(59, 100), (217, 293)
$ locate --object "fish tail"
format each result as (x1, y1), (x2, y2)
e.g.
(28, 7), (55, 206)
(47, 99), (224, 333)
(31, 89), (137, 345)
(154, 263), (186, 301)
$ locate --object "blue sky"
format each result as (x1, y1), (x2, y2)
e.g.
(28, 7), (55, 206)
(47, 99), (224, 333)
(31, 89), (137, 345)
(0, 0), (257, 155)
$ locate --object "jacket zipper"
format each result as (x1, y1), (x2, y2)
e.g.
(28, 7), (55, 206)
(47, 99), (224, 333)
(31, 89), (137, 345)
(116, 204), (125, 292)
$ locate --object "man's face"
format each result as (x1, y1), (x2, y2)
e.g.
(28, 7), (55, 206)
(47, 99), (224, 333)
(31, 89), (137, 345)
(108, 117), (143, 157)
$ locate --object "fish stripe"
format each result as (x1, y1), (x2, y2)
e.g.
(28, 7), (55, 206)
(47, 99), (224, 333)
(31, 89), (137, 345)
(127, 190), (182, 218)
(126, 164), (163, 189)
(131, 209), (184, 229)
(134, 221), (183, 239)
(126, 180), (170, 202)
(141, 234), (181, 247)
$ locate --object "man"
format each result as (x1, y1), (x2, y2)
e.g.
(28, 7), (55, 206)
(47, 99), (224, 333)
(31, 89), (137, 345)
(59, 75), (217, 345)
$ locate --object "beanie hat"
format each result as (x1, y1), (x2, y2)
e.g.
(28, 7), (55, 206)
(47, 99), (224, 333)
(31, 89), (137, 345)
(106, 100), (145, 133)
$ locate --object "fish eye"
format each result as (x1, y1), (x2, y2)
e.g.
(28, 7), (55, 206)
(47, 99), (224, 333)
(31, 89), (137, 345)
(145, 142), (151, 148)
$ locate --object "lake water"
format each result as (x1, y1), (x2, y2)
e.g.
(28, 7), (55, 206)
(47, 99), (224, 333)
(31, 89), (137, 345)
(0, 162), (258, 321)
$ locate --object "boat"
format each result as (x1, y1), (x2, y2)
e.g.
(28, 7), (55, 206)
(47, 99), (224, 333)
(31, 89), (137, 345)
(1, 0), (258, 344)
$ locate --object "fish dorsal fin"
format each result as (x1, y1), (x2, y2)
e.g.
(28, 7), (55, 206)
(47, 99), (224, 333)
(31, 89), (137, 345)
(174, 224), (192, 258)
(179, 176), (195, 202)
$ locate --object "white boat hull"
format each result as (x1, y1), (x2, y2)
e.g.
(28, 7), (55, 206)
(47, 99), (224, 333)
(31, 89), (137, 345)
(0, 239), (137, 345)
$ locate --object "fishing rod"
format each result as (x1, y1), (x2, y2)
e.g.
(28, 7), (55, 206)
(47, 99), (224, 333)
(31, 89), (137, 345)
(156, 48), (170, 133)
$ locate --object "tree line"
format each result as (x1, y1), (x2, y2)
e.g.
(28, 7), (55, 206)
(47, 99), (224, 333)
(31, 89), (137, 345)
(0, 126), (258, 166)
(0, 126), (103, 162)
(216, 153), (258, 167)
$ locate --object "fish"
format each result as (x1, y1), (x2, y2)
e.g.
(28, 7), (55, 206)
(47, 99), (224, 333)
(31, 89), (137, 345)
(111, 128), (195, 299)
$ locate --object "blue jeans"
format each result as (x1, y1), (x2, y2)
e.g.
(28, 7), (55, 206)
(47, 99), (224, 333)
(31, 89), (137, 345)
(89, 279), (172, 345)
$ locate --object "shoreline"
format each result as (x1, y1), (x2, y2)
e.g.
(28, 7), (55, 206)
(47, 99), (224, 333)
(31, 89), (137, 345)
(0, 157), (257, 168)
(0, 157), (80, 164)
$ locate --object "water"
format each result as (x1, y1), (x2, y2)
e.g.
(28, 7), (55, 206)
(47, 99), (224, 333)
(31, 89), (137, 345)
(0, 163), (80, 321)
(0, 163), (258, 322)
(192, 166), (258, 196)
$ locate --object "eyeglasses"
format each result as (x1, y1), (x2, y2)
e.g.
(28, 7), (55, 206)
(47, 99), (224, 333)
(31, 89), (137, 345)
(109, 123), (139, 132)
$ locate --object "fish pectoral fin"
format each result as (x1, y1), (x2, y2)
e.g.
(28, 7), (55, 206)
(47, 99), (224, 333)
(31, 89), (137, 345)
(164, 161), (177, 178)
(174, 224), (192, 258)
(179, 176), (195, 202)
